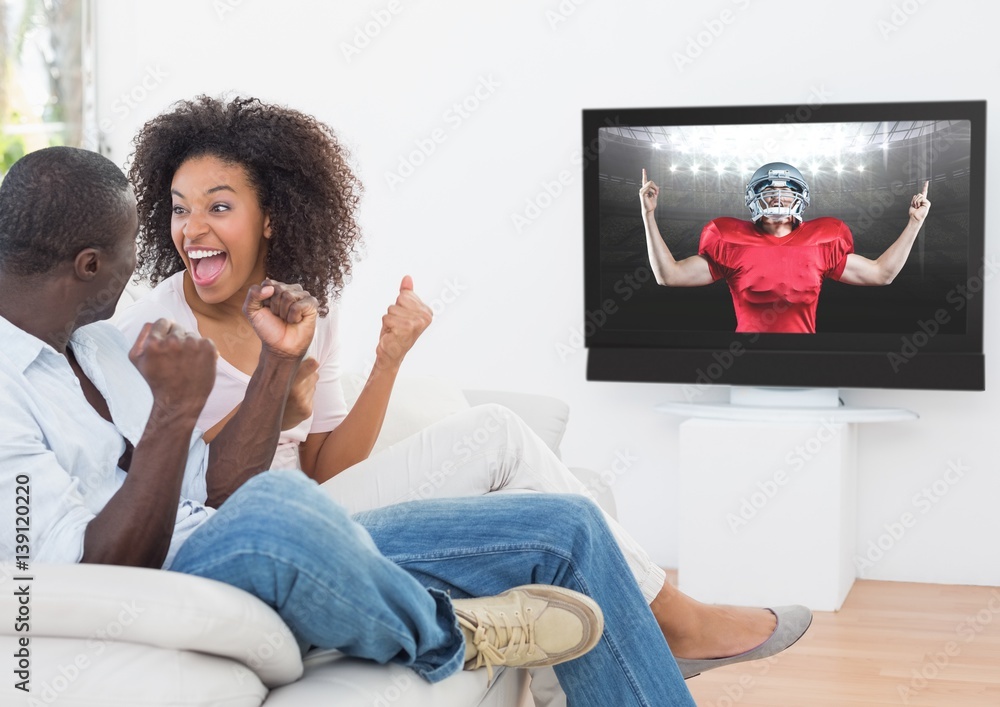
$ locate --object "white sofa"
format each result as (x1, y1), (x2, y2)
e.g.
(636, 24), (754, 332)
(1, 379), (612, 707)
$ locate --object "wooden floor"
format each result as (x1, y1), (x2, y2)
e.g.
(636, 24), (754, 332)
(669, 574), (1000, 706)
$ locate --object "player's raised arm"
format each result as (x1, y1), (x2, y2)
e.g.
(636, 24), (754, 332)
(839, 181), (930, 286)
(640, 168), (714, 287)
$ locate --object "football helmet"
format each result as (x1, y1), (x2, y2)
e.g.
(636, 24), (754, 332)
(745, 162), (810, 222)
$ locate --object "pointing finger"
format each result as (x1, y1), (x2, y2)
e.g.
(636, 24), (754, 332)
(921, 180), (929, 197)
(400, 275), (413, 292)
(642, 168), (647, 183)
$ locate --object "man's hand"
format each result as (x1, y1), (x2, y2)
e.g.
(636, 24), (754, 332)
(376, 275), (432, 369)
(129, 319), (216, 417)
(909, 181), (931, 224)
(244, 280), (319, 360)
(282, 356), (320, 430)
(640, 168), (659, 215)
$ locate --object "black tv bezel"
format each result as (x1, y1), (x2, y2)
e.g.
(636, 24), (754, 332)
(583, 100), (986, 391)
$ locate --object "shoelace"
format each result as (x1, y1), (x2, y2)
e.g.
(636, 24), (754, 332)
(456, 606), (536, 683)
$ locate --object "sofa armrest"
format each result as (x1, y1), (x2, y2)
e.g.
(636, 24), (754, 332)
(0, 563), (302, 688)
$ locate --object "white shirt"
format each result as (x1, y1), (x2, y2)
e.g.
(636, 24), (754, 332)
(114, 273), (348, 470)
(0, 314), (213, 568)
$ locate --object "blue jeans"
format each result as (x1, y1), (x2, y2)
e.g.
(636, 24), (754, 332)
(170, 471), (695, 707)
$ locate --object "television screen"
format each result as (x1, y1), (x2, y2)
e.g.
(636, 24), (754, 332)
(583, 101), (985, 392)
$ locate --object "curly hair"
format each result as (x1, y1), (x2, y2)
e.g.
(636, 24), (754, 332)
(127, 95), (363, 314)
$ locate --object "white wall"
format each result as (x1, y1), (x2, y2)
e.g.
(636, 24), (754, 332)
(94, 0), (1000, 587)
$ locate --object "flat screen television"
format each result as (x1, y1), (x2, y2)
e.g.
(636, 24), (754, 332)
(583, 100), (986, 393)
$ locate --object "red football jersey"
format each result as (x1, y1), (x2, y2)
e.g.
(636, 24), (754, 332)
(698, 217), (854, 333)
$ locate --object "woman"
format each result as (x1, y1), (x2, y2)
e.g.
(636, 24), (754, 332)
(641, 163), (931, 333)
(115, 96), (811, 686)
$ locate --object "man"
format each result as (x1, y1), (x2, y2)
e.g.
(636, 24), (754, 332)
(0, 147), (694, 706)
(641, 162), (931, 333)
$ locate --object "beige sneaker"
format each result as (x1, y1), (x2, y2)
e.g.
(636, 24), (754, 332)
(452, 584), (604, 682)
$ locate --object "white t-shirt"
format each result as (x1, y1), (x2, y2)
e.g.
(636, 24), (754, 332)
(114, 272), (348, 470)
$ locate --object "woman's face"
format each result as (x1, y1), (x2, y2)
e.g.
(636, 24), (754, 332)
(170, 154), (271, 304)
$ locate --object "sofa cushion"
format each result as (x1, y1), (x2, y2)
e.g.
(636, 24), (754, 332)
(342, 375), (471, 454)
(263, 652), (529, 707)
(0, 636), (268, 707)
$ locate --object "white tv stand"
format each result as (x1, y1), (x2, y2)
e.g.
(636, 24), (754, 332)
(657, 387), (917, 611)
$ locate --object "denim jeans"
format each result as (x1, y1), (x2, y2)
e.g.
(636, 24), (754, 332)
(322, 404), (667, 605)
(170, 470), (695, 707)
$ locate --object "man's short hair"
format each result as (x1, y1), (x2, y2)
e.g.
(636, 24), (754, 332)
(0, 146), (133, 276)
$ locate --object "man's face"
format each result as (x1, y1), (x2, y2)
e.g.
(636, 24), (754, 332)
(762, 187), (796, 208)
(759, 186), (797, 224)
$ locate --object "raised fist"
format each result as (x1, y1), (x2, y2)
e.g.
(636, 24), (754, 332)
(129, 319), (217, 418)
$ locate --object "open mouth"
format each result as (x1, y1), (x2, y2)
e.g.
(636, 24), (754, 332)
(187, 248), (228, 287)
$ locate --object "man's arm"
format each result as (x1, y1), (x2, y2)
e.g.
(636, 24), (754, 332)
(640, 168), (714, 287)
(838, 181), (930, 286)
(205, 281), (319, 507)
(82, 320), (217, 567)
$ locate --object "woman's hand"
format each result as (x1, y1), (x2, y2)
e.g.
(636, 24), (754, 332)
(640, 168), (659, 215)
(281, 357), (320, 430)
(375, 275), (432, 371)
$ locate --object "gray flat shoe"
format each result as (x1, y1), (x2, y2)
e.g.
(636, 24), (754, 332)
(674, 605), (813, 679)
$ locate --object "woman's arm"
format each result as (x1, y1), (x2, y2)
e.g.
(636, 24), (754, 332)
(640, 169), (714, 287)
(299, 276), (432, 482)
(838, 181), (930, 286)
(298, 358), (398, 480)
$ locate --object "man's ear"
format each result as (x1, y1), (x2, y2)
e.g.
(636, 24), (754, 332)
(73, 248), (101, 281)
(263, 214), (272, 240)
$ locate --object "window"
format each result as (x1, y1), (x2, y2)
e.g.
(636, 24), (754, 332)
(1, 0), (92, 179)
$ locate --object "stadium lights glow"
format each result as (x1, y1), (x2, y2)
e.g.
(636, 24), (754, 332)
(835, 164), (844, 173)
(670, 165), (678, 172)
